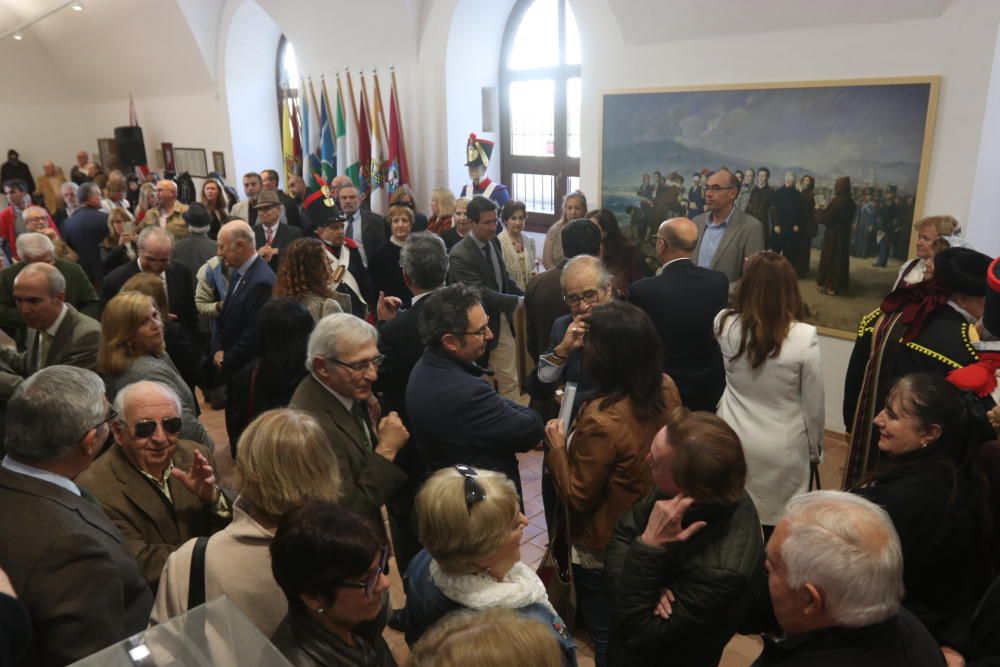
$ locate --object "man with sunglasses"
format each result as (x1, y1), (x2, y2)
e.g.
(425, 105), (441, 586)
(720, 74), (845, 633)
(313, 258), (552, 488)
(0, 367), (152, 666)
(406, 283), (544, 500)
(691, 168), (766, 284)
(77, 381), (230, 591)
(629, 217), (729, 412)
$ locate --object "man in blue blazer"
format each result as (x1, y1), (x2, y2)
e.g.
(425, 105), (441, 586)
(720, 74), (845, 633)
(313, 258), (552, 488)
(212, 220), (274, 379)
(406, 283), (544, 499)
(630, 217), (729, 412)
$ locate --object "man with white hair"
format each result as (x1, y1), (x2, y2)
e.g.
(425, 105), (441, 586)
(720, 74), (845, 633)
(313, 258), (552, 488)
(140, 179), (189, 240)
(76, 380), (229, 590)
(212, 219), (274, 378)
(289, 312), (410, 542)
(0, 232), (99, 347)
(754, 491), (945, 666)
(0, 263), (101, 399)
(54, 180), (80, 230)
(100, 225), (199, 332)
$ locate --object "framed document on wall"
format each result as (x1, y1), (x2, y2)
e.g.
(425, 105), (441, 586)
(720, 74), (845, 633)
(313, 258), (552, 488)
(173, 148), (208, 177)
(212, 151), (226, 178)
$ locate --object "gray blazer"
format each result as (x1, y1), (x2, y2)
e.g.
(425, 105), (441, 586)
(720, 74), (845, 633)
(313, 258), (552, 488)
(0, 304), (100, 399)
(448, 234), (523, 350)
(692, 208), (766, 283)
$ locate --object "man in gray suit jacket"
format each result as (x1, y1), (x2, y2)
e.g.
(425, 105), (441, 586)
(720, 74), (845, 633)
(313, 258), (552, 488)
(447, 196), (523, 400)
(0, 367), (152, 667)
(692, 168), (766, 284)
(0, 263), (100, 399)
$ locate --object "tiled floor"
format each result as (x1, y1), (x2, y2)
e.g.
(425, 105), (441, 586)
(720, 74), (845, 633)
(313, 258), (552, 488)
(199, 397), (849, 666)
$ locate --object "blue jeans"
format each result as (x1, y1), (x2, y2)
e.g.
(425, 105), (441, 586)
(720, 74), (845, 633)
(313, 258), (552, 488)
(573, 564), (610, 667)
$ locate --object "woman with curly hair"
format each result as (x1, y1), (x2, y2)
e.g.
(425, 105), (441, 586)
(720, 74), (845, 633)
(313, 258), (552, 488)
(273, 238), (345, 321)
(200, 177), (231, 239)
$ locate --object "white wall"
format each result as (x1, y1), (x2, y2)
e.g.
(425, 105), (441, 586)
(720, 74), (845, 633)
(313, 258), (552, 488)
(569, 0), (1000, 430)
(967, 20), (1000, 258)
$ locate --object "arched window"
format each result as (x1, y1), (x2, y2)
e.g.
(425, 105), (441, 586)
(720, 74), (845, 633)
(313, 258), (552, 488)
(275, 35), (300, 179)
(500, 0), (581, 232)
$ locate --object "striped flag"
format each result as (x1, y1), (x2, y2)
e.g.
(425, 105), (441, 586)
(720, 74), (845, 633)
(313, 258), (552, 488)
(305, 80), (322, 190)
(357, 72), (372, 196)
(336, 74), (360, 187)
(386, 68), (409, 192)
(320, 79), (336, 183)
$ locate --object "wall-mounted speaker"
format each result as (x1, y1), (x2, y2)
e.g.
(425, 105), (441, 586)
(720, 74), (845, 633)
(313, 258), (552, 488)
(114, 126), (147, 166)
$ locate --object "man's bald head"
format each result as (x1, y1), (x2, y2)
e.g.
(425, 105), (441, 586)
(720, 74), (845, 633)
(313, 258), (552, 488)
(655, 217), (698, 264)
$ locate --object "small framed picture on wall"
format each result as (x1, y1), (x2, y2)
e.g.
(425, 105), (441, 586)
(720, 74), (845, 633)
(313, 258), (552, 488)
(212, 151), (226, 178)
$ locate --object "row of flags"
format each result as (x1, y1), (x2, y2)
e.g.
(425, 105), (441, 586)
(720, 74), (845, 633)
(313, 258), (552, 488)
(282, 69), (410, 216)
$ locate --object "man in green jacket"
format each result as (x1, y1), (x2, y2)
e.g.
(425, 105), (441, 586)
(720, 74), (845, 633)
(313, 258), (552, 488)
(605, 409), (766, 667)
(0, 232), (100, 348)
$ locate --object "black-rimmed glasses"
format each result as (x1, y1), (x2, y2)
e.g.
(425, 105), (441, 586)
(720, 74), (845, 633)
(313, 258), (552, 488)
(455, 464), (486, 513)
(326, 354), (386, 373)
(459, 325), (490, 338)
(337, 544), (390, 597)
(132, 416), (183, 439)
(563, 289), (603, 307)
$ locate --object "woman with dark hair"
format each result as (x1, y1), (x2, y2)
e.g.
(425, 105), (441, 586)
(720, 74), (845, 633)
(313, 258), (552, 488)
(715, 251), (824, 532)
(273, 238), (346, 321)
(270, 500), (396, 667)
(853, 373), (992, 650)
(200, 177), (230, 239)
(588, 208), (651, 297)
(226, 297), (315, 456)
(498, 200), (537, 291)
(544, 301), (680, 667)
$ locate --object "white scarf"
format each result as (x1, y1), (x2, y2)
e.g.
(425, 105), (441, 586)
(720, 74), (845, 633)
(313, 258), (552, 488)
(429, 559), (556, 616)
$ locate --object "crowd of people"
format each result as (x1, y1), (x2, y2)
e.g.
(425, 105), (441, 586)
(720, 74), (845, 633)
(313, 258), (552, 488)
(0, 146), (997, 667)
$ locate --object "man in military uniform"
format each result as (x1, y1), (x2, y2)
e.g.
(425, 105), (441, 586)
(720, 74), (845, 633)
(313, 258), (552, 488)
(459, 133), (510, 209)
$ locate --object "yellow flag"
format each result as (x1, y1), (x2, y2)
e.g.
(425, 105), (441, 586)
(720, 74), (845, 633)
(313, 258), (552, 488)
(281, 98), (294, 187)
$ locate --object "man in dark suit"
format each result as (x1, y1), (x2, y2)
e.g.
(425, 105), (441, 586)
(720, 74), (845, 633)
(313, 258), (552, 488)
(212, 220), (275, 379)
(253, 189), (302, 274)
(76, 380), (229, 590)
(0, 263), (100, 399)
(339, 184), (389, 268)
(100, 226), (199, 332)
(0, 232), (99, 347)
(261, 168), (303, 230)
(630, 217), (728, 412)
(447, 195), (523, 400)
(0, 366), (152, 667)
(63, 181), (108, 284)
(406, 284), (544, 499)
(372, 231), (448, 571)
(289, 313), (410, 543)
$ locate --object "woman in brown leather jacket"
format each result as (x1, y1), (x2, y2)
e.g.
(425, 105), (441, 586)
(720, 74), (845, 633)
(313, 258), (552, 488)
(544, 300), (681, 667)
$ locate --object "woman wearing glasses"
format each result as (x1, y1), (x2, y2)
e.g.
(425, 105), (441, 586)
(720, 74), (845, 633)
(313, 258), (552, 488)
(401, 466), (577, 666)
(269, 501), (397, 667)
(543, 301), (680, 667)
(152, 409), (343, 636)
(99, 291), (212, 447)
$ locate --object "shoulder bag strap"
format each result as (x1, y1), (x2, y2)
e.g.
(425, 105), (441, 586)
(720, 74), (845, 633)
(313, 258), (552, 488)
(187, 535), (210, 610)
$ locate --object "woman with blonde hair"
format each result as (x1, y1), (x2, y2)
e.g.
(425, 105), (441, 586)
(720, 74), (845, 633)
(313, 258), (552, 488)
(714, 251), (824, 533)
(135, 182), (157, 223)
(100, 207), (139, 274)
(369, 204), (414, 306)
(401, 466), (576, 665)
(542, 190), (588, 270)
(410, 608), (562, 667)
(101, 172), (130, 211)
(388, 184), (427, 230)
(427, 187), (456, 234)
(273, 238), (346, 321)
(152, 409), (342, 636)
(892, 214), (960, 290)
(100, 291), (212, 446)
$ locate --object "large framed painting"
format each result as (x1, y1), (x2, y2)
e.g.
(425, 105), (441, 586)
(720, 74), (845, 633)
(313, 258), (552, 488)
(600, 76), (940, 339)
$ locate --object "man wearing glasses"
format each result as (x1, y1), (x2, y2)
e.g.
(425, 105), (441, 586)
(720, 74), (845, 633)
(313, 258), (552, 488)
(406, 283), (544, 501)
(0, 366), (152, 666)
(77, 381), (230, 591)
(290, 312), (410, 544)
(691, 168), (766, 284)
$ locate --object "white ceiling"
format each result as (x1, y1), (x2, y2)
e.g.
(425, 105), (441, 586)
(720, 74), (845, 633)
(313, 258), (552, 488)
(608, 0), (953, 44)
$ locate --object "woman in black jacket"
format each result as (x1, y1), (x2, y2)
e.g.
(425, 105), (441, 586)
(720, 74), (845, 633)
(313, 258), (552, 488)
(852, 373), (994, 650)
(226, 298), (313, 458)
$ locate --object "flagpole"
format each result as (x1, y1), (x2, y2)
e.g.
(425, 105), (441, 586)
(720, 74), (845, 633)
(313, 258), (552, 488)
(345, 67), (358, 128)
(373, 68), (389, 140)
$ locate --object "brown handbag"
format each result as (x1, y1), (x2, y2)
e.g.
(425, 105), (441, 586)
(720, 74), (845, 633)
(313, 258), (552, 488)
(536, 499), (577, 635)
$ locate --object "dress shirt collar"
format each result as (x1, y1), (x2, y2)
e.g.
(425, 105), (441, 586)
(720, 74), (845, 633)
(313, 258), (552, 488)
(310, 372), (355, 413)
(2, 455), (80, 496)
(707, 204), (736, 228)
(40, 302), (69, 338)
(235, 254), (257, 278)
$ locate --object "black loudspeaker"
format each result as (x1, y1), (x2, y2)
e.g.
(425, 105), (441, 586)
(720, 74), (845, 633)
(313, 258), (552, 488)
(114, 126), (147, 166)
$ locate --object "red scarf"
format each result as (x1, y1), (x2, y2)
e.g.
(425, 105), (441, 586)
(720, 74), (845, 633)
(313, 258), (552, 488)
(879, 279), (951, 343)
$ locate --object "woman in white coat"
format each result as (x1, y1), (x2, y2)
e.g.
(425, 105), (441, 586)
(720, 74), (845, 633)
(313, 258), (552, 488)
(714, 251), (824, 532)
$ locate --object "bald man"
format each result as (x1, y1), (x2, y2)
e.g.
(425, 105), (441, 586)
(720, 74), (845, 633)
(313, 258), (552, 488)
(628, 217), (729, 411)
(140, 180), (189, 241)
(212, 220), (274, 378)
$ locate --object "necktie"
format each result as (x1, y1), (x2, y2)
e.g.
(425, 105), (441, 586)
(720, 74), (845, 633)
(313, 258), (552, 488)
(482, 241), (502, 288)
(345, 215), (355, 241)
(351, 401), (372, 451)
(265, 226), (274, 246)
(226, 271), (242, 300)
(80, 486), (100, 507)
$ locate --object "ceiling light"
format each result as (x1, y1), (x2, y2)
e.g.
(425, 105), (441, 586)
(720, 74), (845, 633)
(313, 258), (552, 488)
(12, 31), (23, 40)
(72, 1), (84, 10)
